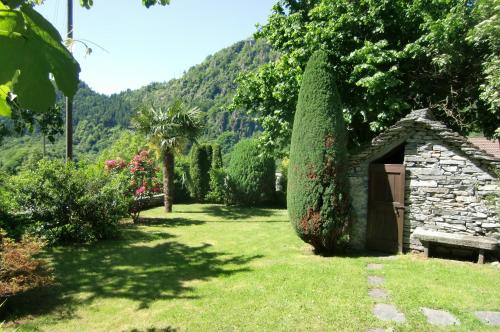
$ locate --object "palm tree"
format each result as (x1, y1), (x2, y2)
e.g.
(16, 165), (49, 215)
(133, 101), (203, 212)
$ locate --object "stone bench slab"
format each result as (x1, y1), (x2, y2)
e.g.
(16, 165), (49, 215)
(413, 228), (498, 251)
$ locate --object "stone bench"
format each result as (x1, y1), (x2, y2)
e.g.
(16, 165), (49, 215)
(413, 228), (498, 264)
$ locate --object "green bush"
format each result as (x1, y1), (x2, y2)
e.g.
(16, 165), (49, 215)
(206, 167), (227, 204)
(0, 171), (25, 239)
(189, 144), (212, 201)
(226, 139), (275, 206)
(287, 50), (350, 254)
(10, 160), (129, 244)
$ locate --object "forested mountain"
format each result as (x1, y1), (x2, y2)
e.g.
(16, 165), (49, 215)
(0, 39), (275, 173)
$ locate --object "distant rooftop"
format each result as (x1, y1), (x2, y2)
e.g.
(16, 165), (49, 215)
(468, 137), (500, 158)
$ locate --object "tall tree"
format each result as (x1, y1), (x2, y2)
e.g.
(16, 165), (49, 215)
(287, 50), (349, 254)
(232, 0), (500, 155)
(133, 101), (203, 212)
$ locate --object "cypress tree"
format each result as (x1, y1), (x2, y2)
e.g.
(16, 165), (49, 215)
(206, 143), (225, 203)
(211, 144), (223, 169)
(287, 50), (350, 254)
(190, 144), (211, 201)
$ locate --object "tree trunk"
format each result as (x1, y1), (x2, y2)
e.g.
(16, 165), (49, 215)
(162, 151), (175, 213)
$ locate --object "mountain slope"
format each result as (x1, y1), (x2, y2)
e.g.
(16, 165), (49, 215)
(0, 39), (275, 173)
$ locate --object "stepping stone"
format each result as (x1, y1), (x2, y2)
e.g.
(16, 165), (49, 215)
(367, 329), (385, 332)
(379, 255), (399, 260)
(368, 276), (385, 286)
(373, 303), (406, 323)
(368, 288), (389, 301)
(367, 263), (384, 270)
(421, 308), (460, 326)
(474, 311), (500, 326)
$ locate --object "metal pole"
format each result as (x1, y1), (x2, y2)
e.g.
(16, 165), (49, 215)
(65, 0), (73, 161)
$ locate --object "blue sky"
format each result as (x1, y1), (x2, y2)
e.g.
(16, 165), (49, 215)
(38, 0), (276, 95)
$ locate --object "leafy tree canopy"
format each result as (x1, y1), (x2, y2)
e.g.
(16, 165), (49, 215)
(232, 0), (500, 155)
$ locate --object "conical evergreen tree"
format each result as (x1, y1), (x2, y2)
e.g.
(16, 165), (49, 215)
(190, 144), (212, 201)
(287, 50), (350, 254)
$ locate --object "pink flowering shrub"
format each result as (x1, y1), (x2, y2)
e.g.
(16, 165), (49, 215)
(105, 150), (161, 222)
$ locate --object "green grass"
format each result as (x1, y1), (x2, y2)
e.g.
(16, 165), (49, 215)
(3, 204), (499, 331)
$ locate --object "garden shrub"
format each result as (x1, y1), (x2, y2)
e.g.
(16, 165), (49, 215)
(0, 236), (53, 298)
(105, 150), (161, 222)
(10, 160), (129, 244)
(0, 171), (25, 239)
(189, 144), (212, 201)
(206, 167), (227, 204)
(287, 50), (350, 254)
(226, 139), (275, 206)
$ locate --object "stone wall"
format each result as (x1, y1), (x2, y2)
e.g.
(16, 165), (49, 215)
(404, 131), (499, 252)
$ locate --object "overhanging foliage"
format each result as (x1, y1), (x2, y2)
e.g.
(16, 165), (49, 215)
(233, 0), (500, 155)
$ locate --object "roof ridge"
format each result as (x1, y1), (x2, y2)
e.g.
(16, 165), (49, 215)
(348, 109), (500, 173)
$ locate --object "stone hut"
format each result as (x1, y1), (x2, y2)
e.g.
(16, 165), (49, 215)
(347, 108), (499, 257)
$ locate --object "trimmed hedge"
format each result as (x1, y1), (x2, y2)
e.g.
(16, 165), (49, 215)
(287, 50), (350, 254)
(226, 139), (275, 205)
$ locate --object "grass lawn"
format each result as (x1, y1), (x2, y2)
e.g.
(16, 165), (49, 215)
(3, 204), (499, 331)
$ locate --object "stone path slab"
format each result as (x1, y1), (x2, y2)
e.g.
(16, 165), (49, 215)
(368, 288), (389, 301)
(474, 311), (500, 326)
(373, 303), (406, 323)
(378, 255), (399, 260)
(367, 329), (385, 332)
(367, 263), (384, 270)
(421, 308), (459, 326)
(368, 276), (385, 286)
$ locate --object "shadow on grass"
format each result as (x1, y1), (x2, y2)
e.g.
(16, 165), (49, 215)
(198, 205), (281, 221)
(124, 327), (178, 332)
(3, 225), (261, 322)
(136, 217), (206, 227)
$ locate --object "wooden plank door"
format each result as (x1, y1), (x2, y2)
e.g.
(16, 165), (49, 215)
(367, 164), (405, 253)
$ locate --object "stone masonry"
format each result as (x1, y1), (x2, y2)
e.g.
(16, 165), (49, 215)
(347, 109), (499, 253)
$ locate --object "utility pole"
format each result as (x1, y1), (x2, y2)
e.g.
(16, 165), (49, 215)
(65, 0), (73, 161)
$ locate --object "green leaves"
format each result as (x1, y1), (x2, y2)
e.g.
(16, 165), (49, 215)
(79, 0), (171, 9)
(0, 3), (80, 117)
(234, 0), (500, 153)
(133, 100), (204, 154)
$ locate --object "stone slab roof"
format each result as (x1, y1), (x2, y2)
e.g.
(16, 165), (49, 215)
(348, 108), (500, 172)
(468, 137), (500, 159)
